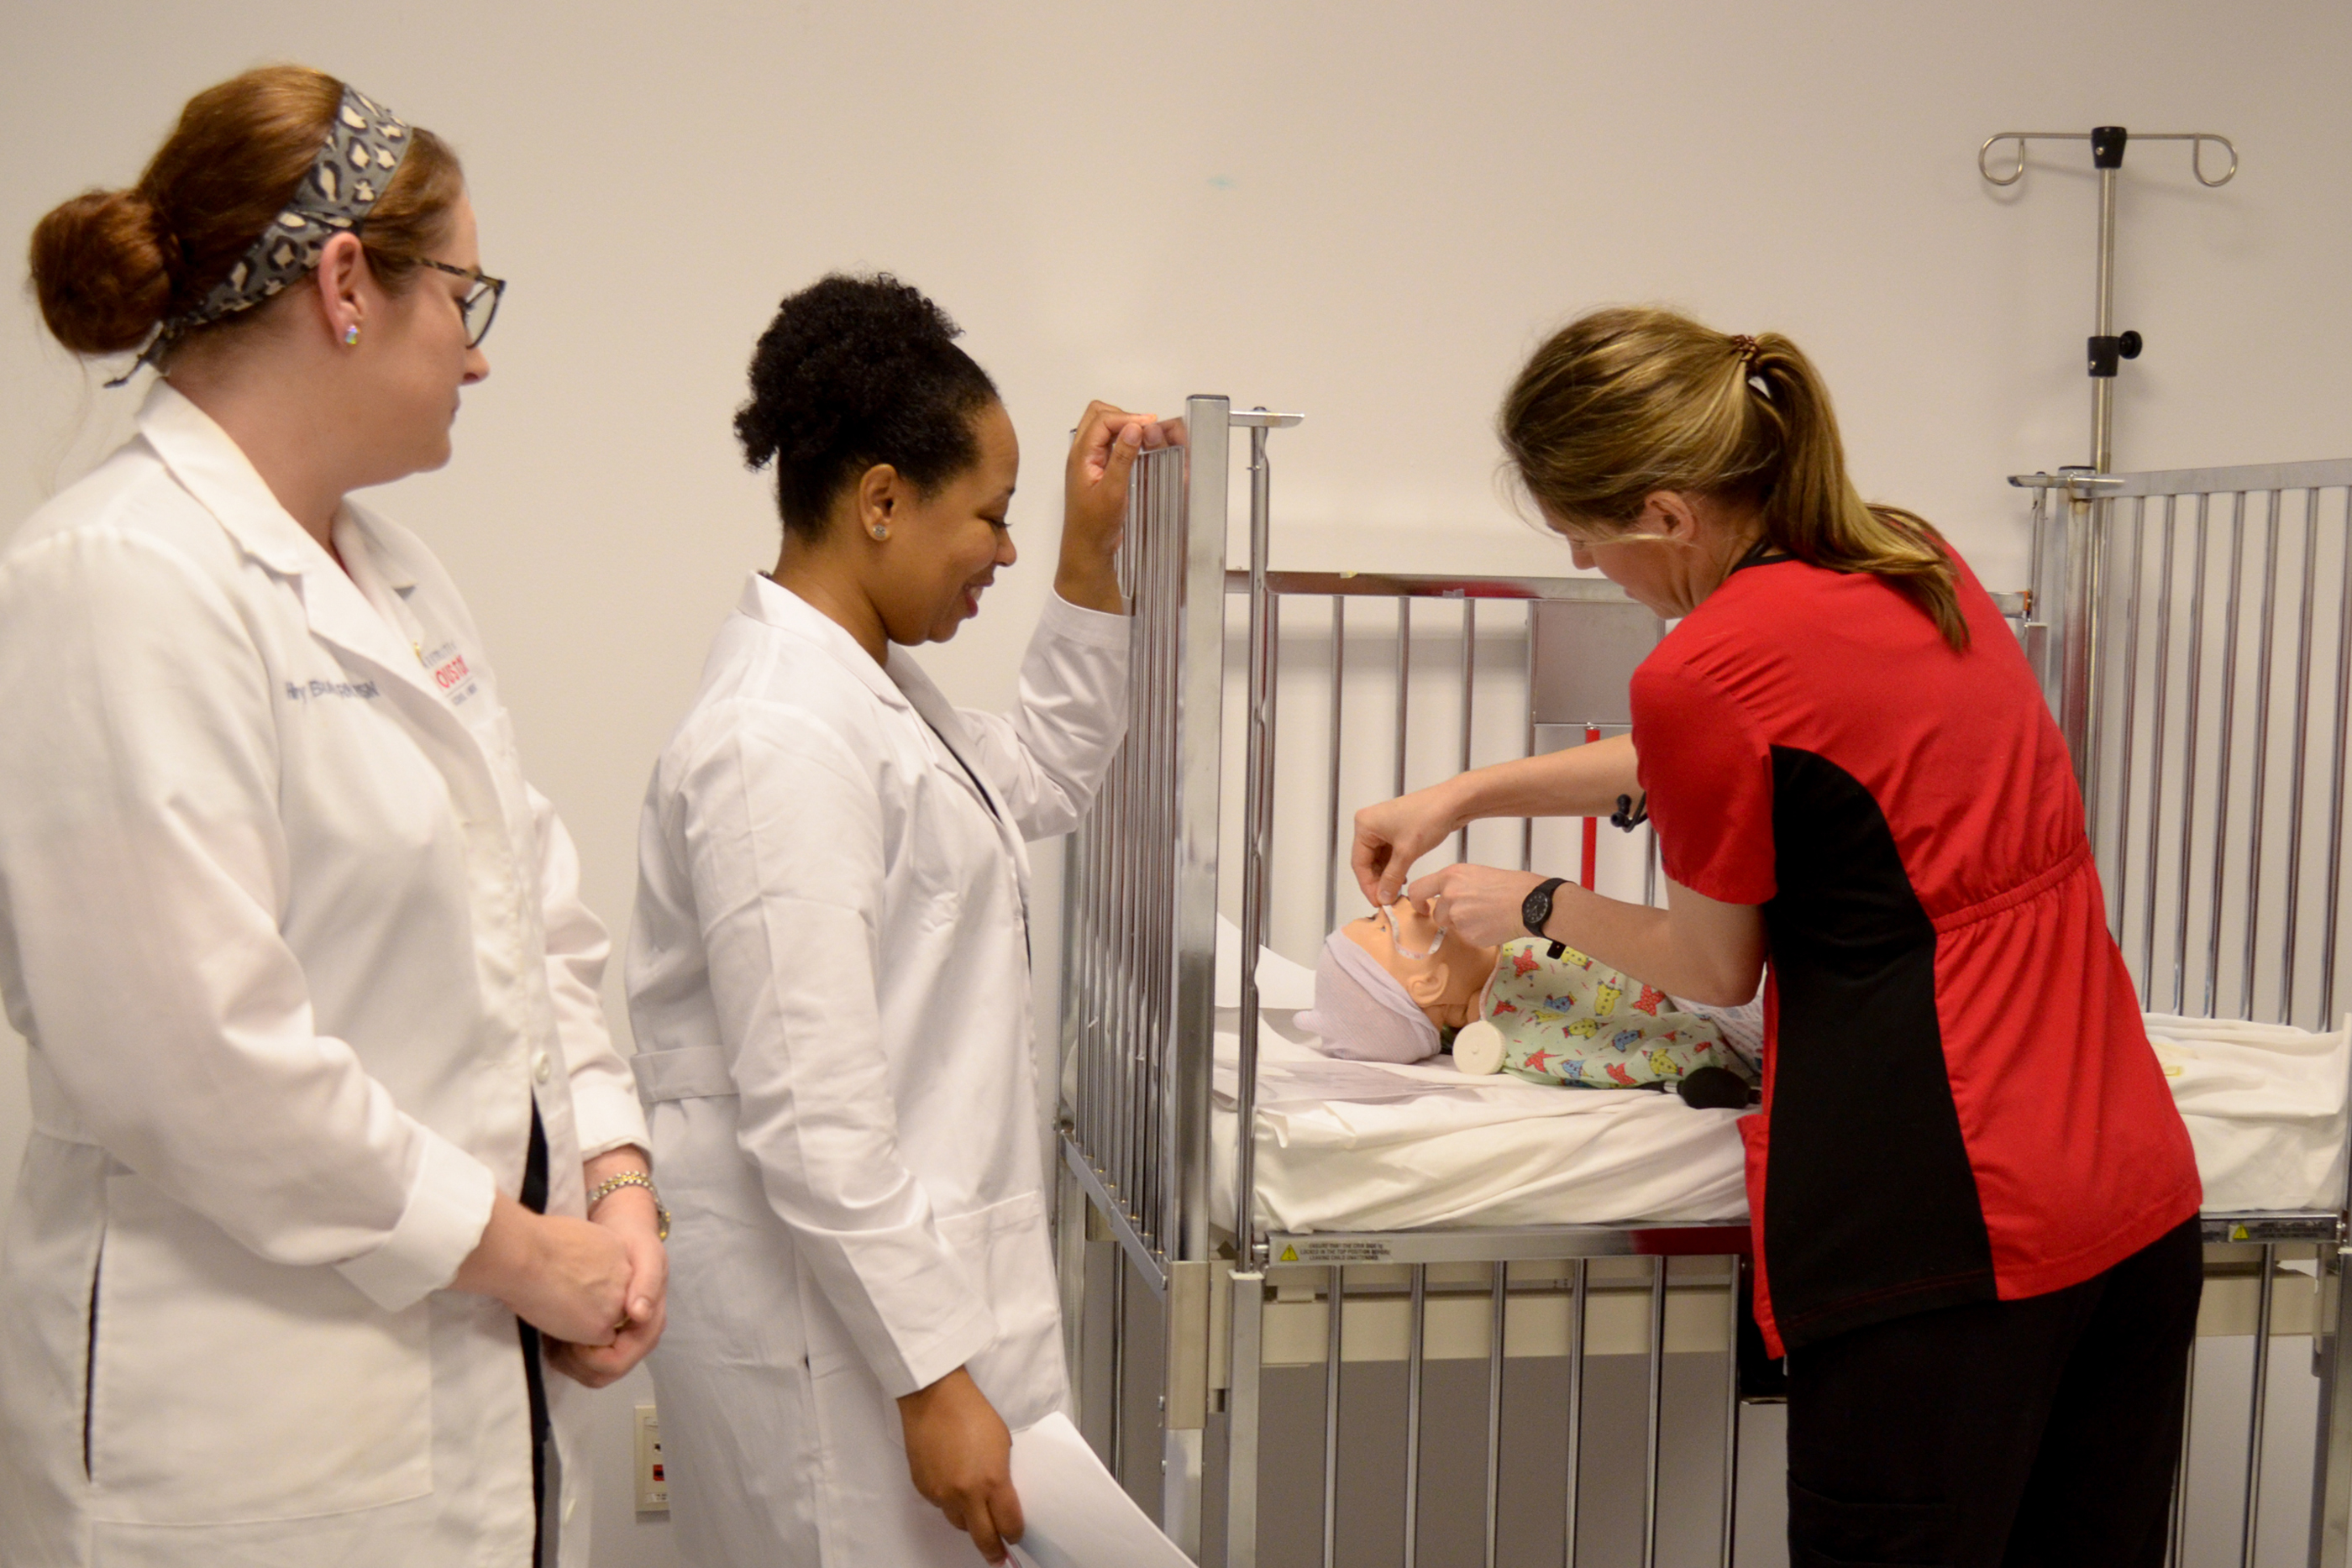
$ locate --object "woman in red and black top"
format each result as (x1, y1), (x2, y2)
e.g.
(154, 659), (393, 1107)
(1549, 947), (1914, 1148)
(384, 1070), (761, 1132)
(1356, 307), (2202, 1566)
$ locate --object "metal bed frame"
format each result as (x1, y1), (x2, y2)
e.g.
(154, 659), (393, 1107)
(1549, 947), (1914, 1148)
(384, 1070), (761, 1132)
(2018, 462), (2352, 1567)
(1057, 394), (2352, 1565)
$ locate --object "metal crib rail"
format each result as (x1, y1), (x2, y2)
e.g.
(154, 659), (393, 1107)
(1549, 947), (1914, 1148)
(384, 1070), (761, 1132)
(1204, 551), (1770, 1565)
(1063, 425), (2328, 1566)
(1137, 523), (1777, 1560)
(2026, 458), (2352, 1568)
(1063, 400), (1233, 1296)
(2018, 460), (2352, 1029)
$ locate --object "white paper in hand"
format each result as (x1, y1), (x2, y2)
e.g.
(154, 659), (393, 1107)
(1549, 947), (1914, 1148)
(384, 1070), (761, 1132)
(1005, 1412), (1192, 1568)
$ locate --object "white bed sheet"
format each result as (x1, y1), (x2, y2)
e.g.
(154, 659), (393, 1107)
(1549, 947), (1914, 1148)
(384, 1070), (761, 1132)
(1210, 1012), (1750, 1232)
(2148, 1013), (2350, 1215)
(1207, 1000), (2350, 1235)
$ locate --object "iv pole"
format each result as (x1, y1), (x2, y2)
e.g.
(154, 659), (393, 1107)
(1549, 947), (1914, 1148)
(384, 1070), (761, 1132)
(1983, 126), (2238, 799)
(1980, 126), (2238, 474)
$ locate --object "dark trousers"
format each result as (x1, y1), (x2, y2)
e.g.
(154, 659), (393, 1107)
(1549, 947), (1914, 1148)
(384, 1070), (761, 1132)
(519, 1105), (555, 1567)
(1784, 1215), (2203, 1567)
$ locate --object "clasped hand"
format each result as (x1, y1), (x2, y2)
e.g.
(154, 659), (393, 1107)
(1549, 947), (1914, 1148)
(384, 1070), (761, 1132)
(548, 1176), (669, 1389)
(450, 1149), (669, 1390)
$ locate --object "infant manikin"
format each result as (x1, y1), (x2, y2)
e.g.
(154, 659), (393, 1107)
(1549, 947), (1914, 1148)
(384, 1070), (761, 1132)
(1297, 901), (1756, 1110)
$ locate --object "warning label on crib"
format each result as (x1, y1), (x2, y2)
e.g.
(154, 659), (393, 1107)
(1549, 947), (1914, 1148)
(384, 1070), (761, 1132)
(1284, 1240), (1393, 1262)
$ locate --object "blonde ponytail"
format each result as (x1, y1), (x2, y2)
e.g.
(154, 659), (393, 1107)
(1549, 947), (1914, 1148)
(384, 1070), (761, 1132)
(1499, 307), (1969, 652)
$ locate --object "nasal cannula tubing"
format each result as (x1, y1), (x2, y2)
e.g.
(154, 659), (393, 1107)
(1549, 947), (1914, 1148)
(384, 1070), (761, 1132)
(1381, 903), (1445, 960)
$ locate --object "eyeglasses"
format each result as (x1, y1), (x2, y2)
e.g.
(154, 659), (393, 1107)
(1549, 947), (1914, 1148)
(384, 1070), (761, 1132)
(418, 259), (506, 349)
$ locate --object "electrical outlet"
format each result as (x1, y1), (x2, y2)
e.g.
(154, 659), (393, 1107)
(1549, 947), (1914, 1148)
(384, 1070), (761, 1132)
(633, 1403), (668, 1513)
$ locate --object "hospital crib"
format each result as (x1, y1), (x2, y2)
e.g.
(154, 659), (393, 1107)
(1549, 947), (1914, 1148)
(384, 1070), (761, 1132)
(1053, 396), (2352, 1565)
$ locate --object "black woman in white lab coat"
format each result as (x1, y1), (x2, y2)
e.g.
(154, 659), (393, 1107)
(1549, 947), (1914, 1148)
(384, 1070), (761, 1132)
(628, 274), (1158, 1565)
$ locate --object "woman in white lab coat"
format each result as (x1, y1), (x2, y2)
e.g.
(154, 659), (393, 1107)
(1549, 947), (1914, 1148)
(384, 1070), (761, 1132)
(627, 274), (1150, 1566)
(0, 68), (666, 1568)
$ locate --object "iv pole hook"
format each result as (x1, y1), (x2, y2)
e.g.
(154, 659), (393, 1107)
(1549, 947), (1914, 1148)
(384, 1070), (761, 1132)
(1979, 129), (2238, 188)
(1978, 124), (2238, 473)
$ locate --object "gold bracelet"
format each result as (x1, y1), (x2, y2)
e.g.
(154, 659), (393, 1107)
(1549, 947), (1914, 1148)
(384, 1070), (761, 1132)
(587, 1170), (669, 1241)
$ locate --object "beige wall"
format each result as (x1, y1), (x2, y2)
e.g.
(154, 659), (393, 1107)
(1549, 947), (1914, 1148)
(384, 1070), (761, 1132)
(3, 2), (2348, 1562)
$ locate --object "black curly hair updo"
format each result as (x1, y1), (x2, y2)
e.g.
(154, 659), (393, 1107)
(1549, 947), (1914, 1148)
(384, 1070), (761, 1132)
(735, 272), (1002, 541)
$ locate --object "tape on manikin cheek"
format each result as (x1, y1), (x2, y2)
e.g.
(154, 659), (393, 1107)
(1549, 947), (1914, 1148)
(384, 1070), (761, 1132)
(1380, 905), (1445, 960)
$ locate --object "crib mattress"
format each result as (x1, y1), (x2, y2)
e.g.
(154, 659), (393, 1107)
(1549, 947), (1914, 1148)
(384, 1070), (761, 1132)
(1206, 1009), (2349, 1235)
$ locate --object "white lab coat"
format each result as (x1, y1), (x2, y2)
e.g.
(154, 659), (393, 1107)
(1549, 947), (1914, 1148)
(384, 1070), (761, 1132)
(627, 574), (1126, 1565)
(0, 384), (648, 1568)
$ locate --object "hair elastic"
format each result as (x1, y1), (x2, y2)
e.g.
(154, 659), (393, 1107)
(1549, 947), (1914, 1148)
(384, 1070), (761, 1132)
(1729, 333), (1760, 364)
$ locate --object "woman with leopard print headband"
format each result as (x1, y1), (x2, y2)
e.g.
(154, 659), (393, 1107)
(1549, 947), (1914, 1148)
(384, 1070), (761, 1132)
(2, 65), (662, 1567)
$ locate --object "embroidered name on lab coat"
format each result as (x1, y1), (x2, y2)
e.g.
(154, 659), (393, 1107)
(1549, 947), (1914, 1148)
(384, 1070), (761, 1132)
(284, 679), (381, 700)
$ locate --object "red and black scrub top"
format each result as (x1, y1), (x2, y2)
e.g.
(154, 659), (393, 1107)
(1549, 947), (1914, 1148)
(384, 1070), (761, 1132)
(1630, 547), (2201, 1358)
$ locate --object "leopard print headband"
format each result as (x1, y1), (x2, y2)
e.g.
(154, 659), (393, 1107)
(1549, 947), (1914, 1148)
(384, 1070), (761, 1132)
(113, 84), (411, 382)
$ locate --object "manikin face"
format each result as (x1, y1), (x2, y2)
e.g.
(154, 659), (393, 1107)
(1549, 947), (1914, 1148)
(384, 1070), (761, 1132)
(1340, 900), (1500, 1031)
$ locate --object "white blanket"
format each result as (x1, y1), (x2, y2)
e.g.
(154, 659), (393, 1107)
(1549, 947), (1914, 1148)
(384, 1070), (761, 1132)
(1211, 1017), (1749, 1232)
(1207, 994), (2350, 1234)
(2146, 1012), (2350, 1215)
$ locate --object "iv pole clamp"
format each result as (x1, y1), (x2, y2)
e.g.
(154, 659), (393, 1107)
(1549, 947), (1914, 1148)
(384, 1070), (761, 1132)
(1978, 125), (2238, 474)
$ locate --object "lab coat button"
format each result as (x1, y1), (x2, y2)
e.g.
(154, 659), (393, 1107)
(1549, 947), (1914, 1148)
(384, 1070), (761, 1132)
(532, 1051), (551, 1084)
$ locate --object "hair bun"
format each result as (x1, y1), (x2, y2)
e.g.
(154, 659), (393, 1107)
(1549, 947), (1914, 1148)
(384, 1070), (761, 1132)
(29, 187), (176, 356)
(734, 273), (963, 474)
(735, 272), (1000, 540)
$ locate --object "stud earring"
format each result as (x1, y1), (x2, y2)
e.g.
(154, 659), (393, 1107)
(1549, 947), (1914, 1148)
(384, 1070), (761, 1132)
(343, 325), (361, 347)
(869, 525), (890, 542)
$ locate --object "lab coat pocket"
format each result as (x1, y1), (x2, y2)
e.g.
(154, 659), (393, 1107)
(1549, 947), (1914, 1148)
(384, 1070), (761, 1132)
(648, 1091), (813, 1371)
(934, 1189), (1066, 1434)
(86, 1172), (431, 1524)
